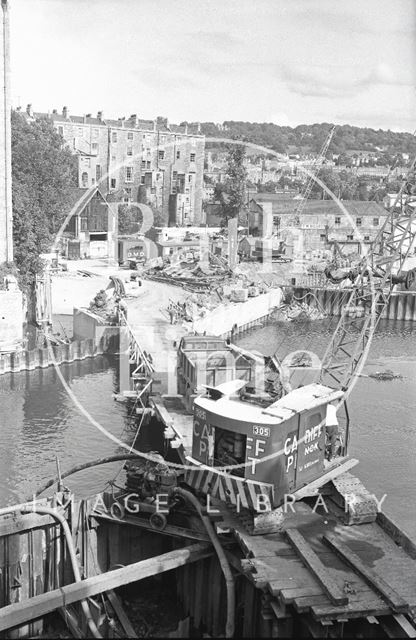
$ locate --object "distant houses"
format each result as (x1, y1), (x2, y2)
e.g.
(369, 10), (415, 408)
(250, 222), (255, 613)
(248, 193), (388, 255)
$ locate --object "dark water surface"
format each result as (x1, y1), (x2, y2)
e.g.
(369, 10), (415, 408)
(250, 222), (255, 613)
(0, 355), (127, 505)
(237, 319), (416, 540)
(0, 320), (415, 542)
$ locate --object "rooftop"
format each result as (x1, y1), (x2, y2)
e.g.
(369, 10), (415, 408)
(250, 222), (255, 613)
(21, 106), (203, 137)
(250, 196), (387, 217)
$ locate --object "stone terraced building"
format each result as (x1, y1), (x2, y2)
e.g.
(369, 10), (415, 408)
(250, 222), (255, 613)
(23, 106), (205, 227)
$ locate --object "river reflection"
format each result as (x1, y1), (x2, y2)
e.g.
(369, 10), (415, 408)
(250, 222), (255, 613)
(0, 355), (126, 505)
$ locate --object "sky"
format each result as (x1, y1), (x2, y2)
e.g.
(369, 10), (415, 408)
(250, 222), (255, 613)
(9, 0), (416, 131)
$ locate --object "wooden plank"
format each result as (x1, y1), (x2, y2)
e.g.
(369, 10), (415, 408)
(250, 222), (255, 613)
(106, 589), (138, 638)
(286, 528), (348, 606)
(242, 578), (254, 637)
(280, 586), (326, 604)
(269, 600), (288, 620)
(312, 601), (391, 622)
(377, 512), (416, 560)
(268, 577), (310, 595)
(0, 514), (56, 537)
(0, 535), (5, 608)
(392, 614), (416, 638)
(294, 595), (329, 613)
(0, 543), (212, 632)
(29, 529), (44, 637)
(292, 458), (359, 499)
(150, 399), (174, 427)
(93, 512), (210, 543)
(323, 533), (410, 613)
(193, 558), (205, 629)
(211, 561), (223, 637)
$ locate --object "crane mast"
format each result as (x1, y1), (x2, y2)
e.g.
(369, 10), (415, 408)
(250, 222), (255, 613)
(291, 126), (336, 226)
(318, 158), (416, 392)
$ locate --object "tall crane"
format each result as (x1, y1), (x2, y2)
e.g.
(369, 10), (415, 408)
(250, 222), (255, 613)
(320, 157), (416, 392)
(291, 126), (336, 227)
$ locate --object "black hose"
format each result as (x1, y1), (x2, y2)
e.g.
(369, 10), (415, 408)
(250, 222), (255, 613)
(31, 453), (151, 500)
(171, 487), (235, 638)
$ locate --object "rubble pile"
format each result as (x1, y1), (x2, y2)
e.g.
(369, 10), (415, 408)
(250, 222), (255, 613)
(88, 289), (120, 325)
(144, 258), (230, 293)
(276, 299), (326, 321)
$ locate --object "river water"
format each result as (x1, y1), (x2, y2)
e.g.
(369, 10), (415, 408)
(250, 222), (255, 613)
(0, 320), (415, 540)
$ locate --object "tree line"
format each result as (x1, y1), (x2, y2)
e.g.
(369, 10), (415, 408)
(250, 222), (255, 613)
(201, 121), (416, 158)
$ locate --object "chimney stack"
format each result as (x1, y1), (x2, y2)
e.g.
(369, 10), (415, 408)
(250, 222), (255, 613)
(62, 106), (68, 119)
(97, 110), (103, 121)
(26, 103), (33, 117)
(86, 113), (91, 118)
(52, 109), (57, 114)
(129, 114), (138, 126)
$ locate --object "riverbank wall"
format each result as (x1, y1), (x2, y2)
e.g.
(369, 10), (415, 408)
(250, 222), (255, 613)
(290, 287), (416, 321)
(191, 288), (282, 338)
(0, 331), (119, 376)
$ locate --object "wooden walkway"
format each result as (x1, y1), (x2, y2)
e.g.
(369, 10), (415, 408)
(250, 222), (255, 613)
(215, 497), (416, 633)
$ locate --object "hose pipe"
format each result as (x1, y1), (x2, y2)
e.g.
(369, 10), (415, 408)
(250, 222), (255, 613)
(171, 487), (235, 638)
(0, 504), (102, 639)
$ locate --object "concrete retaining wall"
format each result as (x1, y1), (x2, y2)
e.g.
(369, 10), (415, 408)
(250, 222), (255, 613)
(291, 287), (416, 321)
(191, 288), (282, 337)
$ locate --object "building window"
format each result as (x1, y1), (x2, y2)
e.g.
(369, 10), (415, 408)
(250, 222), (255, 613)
(141, 160), (146, 169)
(92, 143), (98, 152)
(364, 235), (370, 241)
(158, 150), (165, 160)
(188, 175), (193, 182)
(96, 165), (102, 181)
(127, 132), (134, 140)
(320, 234), (326, 240)
(356, 217), (362, 226)
(190, 153), (196, 162)
(125, 166), (133, 182)
(111, 178), (116, 189)
(81, 172), (88, 188)
(335, 216), (341, 225)
(111, 155), (116, 162)
(92, 128), (99, 139)
(112, 131), (117, 143)
(140, 175), (145, 185)
(146, 161), (151, 169)
(77, 127), (83, 137)
(127, 146), (133, 156)
(160, 135), (166, 144)
(347, 234), (353, 241)
(176, 150), (180, 160)
(84, 158), (91, 167)
(373, 217), (379, 226)
(58, 125), (64, 136)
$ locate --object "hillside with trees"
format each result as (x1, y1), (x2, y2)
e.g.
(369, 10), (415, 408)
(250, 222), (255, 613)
(201, 121), (416, 158)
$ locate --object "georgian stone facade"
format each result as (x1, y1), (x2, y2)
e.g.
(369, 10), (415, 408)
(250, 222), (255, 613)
(24, 107), (205, 226)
